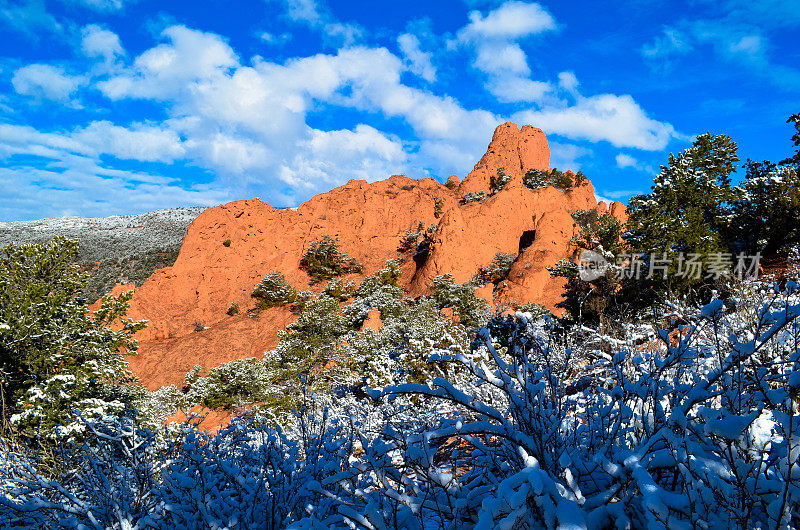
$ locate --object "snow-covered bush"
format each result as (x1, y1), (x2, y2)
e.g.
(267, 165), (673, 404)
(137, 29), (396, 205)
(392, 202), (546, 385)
(299, 236), (361, 282)
(324, 278), (356, 301)
(476, 252), (517, 285)
(183, 357), (274, 410)
(361, 280), (800, 528)
(460, 191), (486, 204)
(430, 274), (490, 330)
(252, 271), (298, 308)
(490, 167), (512, 194)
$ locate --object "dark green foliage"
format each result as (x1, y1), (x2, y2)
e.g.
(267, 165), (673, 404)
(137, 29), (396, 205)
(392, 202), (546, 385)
(252, 272), (297, 308)
(570, 209), (623, 256)
(729, 160), (800, 256)
(299, 236), (362, 282)
(222, 239), (232, 247)
(550, 170), (573, 190)
(0, 237), (146, 440)
(324, 278), (356, 301)
(523, 168), (549, 189)
(490, 167), (512, 194)
(355, 260), (402, 297)
(445, 179), (458, 190)
(460, 191), (486, 204)
(184, 359), (272, 410)
(549, 210), (626, 326)
(429, 274), (489, 330)
(270, 296), (353, 389)
(781, 113), (800, 166)
(226, 302), (240, 316)
(399, 222), (425, 252)
(625, 133), (741, 292)
(477, 252), (518, 284)
(523, 168), (583, 191)
(434, 198), (444, 218)
(80, 247), (180, 302)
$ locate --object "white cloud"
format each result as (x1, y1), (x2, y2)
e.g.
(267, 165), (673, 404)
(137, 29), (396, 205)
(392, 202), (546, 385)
(615, 153), (637, 168)
(601, 188), (642, 199)
(258, 31), (291, 45)
(557, 71), (578, 93)
(474, 42), (529, 75)
(11, 64), (85, 103)
(548, 141), (592, 171)
(398, 33), (436, 82)
(615, 152), (654, 173)
(642, 15), (800, 88)
(486, 77), (551, 103)
(456, 1), (556, 41)
(0, 0), (62, 38)
(452, 1), (557, 103)
(61, 0), (129, 12)
(81, 24), (125, 63)
(72, 121), (185, 163)
(641, 28), (692, 59)
(0, 158), (227, 221)
(281, 125), (408, 189)
(276, 0), (362, 47)
(515, 91), (680, 150)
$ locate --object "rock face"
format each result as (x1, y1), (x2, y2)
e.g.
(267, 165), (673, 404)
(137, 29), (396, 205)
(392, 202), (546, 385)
(119, 122), (625, 390)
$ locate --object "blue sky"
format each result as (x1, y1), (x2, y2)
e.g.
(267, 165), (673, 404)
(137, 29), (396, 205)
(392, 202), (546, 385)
(0, 0), (798, 221)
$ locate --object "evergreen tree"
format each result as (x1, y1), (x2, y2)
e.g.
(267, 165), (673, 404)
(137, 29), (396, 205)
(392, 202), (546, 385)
(625, 133), (741, 292)
(0, 237), (146, 441)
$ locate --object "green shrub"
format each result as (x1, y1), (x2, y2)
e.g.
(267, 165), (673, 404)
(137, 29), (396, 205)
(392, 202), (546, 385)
(523, 168), (582, 191)
(399, 222), (425, 252)
(490, 167), (512, 194)
(477, 252), (518, 284)
(324, 278), (356, 301)
(226, 302), (240, 315)
(434, 198), (444, 218)
(294, 290), (315, 311)
(429, 274), (489, 330)
(222, 239), (232, 247)
(183, 358), (272, 410)
(550, 170), (573, 190)
(445, 178), (457, 190)
(460, 191), (486, 204)
(252, 271), (297, 308)
(299, 236), (362, 282)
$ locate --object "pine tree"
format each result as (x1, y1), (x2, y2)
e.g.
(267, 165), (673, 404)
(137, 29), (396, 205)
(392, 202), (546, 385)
(0, 237), (146, 441)
(625, 133), (741, 292)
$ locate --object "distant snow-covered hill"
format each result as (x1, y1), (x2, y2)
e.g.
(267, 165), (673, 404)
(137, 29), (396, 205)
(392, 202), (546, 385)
(0, 207), (206, 300)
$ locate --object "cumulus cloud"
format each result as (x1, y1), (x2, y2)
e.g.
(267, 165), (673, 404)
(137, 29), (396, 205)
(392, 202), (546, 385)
(56, 26), (496, 205)
(3, 15), (681, 219)
(398, 33), (436, 82)
(276, 0), (362, 47)
(81, 24), (125, 63)
(515, 90), (680, 150)
(11, 64), (85, 103)
(452, 1), (557, 103)
(456, 0), (556, 42)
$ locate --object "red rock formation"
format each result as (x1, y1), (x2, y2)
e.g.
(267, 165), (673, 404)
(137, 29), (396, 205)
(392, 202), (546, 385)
(120, 123), (626, 390)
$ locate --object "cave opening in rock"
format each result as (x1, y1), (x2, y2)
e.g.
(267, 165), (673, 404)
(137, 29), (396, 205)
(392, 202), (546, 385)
(518, 230), (536, 254)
